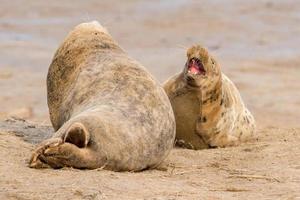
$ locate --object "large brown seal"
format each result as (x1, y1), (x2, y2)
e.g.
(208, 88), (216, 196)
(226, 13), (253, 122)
(163, 45), (255, 149)
(29, 21), (175, 171)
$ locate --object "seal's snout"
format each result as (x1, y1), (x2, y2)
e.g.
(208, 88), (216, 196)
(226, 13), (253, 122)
(186, 45), (209, 78)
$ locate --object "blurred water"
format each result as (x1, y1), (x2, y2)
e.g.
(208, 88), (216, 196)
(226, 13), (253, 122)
(0, 17), (73, 26)
(0, 32), (33, 42)
(135, 0), (189, 15)
(0, 0), (299, 127)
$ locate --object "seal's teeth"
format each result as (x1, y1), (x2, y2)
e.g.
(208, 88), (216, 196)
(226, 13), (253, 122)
(188, 69), (199, 75)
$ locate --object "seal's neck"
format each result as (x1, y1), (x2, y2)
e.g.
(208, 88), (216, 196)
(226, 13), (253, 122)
(197, 76), (223, 130)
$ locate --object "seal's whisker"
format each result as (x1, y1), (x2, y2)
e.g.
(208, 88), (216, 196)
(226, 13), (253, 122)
(175, 44), (189, 51)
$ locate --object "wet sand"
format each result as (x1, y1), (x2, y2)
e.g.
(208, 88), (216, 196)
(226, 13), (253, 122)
(0, 0), (299, 199)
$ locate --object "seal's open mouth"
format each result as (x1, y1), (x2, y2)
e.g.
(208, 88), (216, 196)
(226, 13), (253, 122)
(187, 58), (205, 75)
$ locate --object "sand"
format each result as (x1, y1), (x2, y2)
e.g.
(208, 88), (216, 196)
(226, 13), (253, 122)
(0, 0), (299, 199)
(0, 119), (299, 200)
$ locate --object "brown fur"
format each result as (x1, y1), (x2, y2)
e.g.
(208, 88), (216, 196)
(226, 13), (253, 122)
(164, 45), (255, 149)
(29, 21), (175, 171)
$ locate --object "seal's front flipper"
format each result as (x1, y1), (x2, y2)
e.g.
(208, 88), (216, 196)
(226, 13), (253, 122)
(208, 133), (239, 148)
(64, 122), (90, 148)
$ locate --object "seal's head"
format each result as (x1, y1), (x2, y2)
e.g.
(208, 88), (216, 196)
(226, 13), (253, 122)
(183, 45), (221, 88)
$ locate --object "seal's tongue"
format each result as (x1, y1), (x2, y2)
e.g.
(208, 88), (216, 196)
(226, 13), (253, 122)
(188, 58), (205, 75)
(190, 60), (199, 74)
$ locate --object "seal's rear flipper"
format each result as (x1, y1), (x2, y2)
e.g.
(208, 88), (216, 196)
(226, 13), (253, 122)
(29, 124), (100, 169)
(64, 122), (90, 148)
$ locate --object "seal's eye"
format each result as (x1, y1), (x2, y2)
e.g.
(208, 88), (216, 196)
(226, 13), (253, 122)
(187, 58), (205, 75)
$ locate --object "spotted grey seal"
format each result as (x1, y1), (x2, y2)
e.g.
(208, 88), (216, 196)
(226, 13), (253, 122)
(163, 45), (255, 149)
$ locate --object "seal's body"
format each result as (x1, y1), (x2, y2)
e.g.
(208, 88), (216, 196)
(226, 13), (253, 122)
(29, 21), (175, 171)
(164, 45), (255, 149)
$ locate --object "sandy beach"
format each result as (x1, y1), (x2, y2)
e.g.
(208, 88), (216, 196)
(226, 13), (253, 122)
(0, 0), (299, 199)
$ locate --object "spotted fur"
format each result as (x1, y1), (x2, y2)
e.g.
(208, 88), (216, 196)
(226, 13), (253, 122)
(163, 45), (255, 149)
